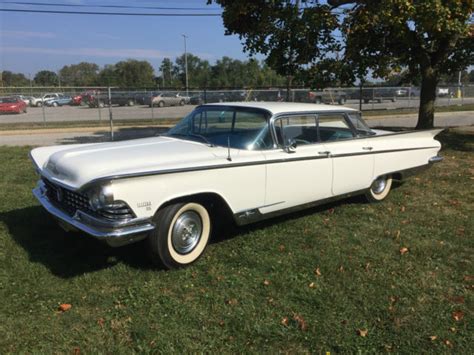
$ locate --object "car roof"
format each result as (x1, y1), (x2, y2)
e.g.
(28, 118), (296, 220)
(202, 101), (357, 115)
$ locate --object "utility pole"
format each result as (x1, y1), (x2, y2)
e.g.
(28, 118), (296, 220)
(182, 34), (189, 97)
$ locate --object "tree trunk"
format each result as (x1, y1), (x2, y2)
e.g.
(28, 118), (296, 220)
(416, 66), (438, 130)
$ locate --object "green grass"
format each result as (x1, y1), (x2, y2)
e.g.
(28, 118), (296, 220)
(0, 131), (472, 353)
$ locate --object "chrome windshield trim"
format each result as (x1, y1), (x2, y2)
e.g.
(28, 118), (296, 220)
(33, 183), (155, 239)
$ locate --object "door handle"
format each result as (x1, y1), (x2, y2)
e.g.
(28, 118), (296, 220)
(318, 151), (331, 156)
(362, 146), (373, 151)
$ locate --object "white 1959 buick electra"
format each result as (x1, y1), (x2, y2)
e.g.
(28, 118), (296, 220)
(30, 102), (443, 269)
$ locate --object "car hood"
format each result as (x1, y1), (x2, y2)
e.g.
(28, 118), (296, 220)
(31, 136), (224, 190)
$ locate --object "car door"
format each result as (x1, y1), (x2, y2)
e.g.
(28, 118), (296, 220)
(318, 113), (374, 196)
(262, 114), (333, 214)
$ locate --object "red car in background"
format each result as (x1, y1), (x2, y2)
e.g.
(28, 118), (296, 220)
(71, 94), (83, 106)
(0, 97), (27, 114)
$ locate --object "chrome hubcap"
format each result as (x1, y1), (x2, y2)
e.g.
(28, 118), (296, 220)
(171, 211), (202, 254)
(372, 176), (387, 194)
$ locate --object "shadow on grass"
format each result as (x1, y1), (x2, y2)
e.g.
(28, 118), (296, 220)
(438, 130), (474, 152)
(1, 191), (382, 278)
(0, 205), (157, 277)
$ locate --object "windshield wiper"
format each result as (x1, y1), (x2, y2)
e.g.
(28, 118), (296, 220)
(168, 133), (215, 147)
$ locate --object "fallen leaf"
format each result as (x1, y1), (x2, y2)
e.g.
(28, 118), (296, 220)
(399, 247), (409, 255)
(281, 317), (289, 326)
(357, 328), (368, 337)
(449, 327), (456, 332)
(58, 304), (72, 312)
(456, 228), (465, 236)
(365, 263), (371, 272)
(218, 320), (225, 327)
(314, 267), (322, 276)
(328, 208), (335, 214)
(400, 206), (406, 212)
(97, 318), (105, 327)
(401, 219), (410, 225)
(394, 230), (401, 239)
(429, 335), (438, 341)
(308, 282), (316, 288)
(73, 347), (80, 355)
(444, 339), (453, 348)
(452, 310), (464, 321)
(278, 245), (285, 252)
(338, 265), (344, 273)
(463, 275), (474, 282)
(293, 314), (307, 331)
(263, 279), (271, 286)
(226, 298), (238, 306)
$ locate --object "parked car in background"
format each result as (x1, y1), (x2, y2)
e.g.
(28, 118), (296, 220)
(42, 93), (63, 105)
(146, 93), (188, 107)
(86, 92), (137, 108)
(0, 96), (27, 114)
(31, 102), (443, 269)
(29, 96), (44, 107)
(437, 88), (453, 97)
(394, 88), (421, 97)
(45, 95), (73, 107)
(71, 94), (83, 106)
(15, 95), (32, 106)
(362, 88), (397, 104)
(308, 89), (347, 104)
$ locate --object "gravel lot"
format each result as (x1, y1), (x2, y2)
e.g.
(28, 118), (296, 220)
(0, 97), (473, 124)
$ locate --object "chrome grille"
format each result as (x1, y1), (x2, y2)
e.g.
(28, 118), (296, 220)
(42, 179), (135, 220)
(43, 178), (94, 215)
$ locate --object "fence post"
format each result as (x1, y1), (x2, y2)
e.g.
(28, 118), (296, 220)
(41, 96), (46, 126)
(108, 87), (114, 141)
(150, 92), (155, 122)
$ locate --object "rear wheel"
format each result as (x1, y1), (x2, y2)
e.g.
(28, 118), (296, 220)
(36, 102), (43, 107)
(365, 175), (392, 202)
(338, 96), (346, 105)
(127, 100), (135, 106)
(179, 99), (185, 106)
(148, 202), (211, 269)
(314, 97), (322, 104)
(158, 101), (165, 108)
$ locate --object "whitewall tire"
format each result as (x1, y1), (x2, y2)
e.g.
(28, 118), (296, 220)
(148, 202), (211, 269)
(365, 175), (392, 202)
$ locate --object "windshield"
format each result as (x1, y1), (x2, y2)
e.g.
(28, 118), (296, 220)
(347, 112), (374, 136)
(166, 106), (273, 150)
(0, 97), (18, 103)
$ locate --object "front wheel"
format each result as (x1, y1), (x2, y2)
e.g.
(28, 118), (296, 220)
(148, 202), (211, 269)
(365, 175), (392, 202)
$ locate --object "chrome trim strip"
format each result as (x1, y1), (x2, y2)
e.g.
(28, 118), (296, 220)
(81, 145), (439, 190)
(33, 184), (155, 241)
(234, 189), (368, 226)
(429, 155), (443, 164)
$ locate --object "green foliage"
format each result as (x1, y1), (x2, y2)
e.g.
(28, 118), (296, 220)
(0, 71), (30, 87)
(59, 62), (99, 87)
(33, 70), (59, 86)
(0, 131), (473, 352)
(209, 0), (338, 81)
(114, 60), (155, 88)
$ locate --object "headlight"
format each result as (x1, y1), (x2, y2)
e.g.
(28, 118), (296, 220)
(87, 183), (114, 210)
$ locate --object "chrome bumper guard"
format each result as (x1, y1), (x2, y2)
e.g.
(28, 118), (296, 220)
(429, 155), (443, 164)
(33, 182), (155, 247)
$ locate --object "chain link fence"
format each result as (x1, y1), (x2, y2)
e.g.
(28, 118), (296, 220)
(0, 85), (472, 125)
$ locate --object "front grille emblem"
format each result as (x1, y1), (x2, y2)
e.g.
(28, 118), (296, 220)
(56, 187), (64, 202)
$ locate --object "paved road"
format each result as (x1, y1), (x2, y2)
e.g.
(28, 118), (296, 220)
(0, 97), (473, 124)
(1, 111), (472, 146)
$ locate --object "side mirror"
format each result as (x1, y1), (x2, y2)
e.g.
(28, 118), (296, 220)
(284, 138), (297, 153)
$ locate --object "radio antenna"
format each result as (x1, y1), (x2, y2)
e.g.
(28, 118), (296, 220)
(227, 136), (232, 161)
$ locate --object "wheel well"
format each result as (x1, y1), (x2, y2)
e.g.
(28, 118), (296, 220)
(158, 193), (236, 227)
(391, 172), (403, 181)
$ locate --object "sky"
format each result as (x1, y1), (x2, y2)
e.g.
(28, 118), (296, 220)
(0, 0), (253, 75)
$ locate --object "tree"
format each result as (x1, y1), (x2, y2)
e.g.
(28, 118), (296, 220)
(175, 53), (212, 88)
(159, 58), (180, 88)
(59, 62), (99, 86)
(0, 71), (30, 86)
(328, 0), (474, 129)
(209, 0), (338, 99)
(97, 65), (119, 86)
(114, 60), (155, 88)
(470, 69), (474, 83)
(34, 70), (58, 86)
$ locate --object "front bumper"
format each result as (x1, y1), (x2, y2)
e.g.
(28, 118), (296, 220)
(33, 182), (155, 247)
